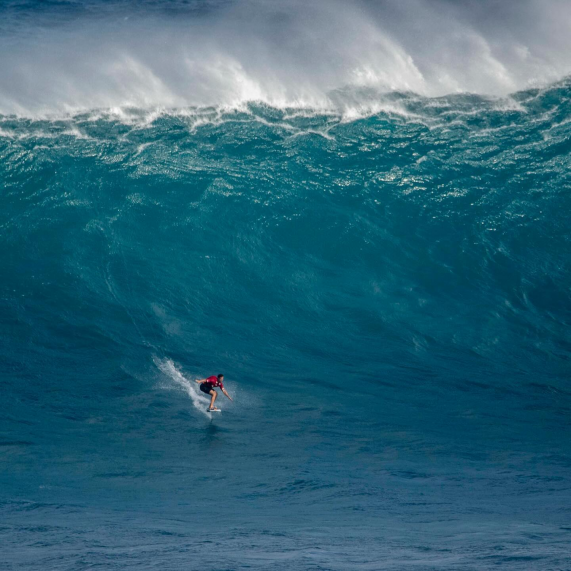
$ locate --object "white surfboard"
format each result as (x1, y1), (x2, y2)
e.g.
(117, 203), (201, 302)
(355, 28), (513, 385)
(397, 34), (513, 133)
(207, 408), (222, 413)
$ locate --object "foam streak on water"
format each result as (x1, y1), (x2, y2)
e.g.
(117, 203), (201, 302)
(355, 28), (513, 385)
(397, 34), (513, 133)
(155, 357), (212, 417)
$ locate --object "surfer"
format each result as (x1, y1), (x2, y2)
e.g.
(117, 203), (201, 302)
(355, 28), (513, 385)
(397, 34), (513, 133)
(196, 374), (232, 411)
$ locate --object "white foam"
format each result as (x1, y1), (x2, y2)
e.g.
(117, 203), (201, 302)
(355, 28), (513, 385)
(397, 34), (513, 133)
(0, 0), (570, 117)
(154, 357), (211, 418)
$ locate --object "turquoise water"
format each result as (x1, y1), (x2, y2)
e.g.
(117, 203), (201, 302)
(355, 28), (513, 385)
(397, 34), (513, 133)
(2, 1), (571, 569)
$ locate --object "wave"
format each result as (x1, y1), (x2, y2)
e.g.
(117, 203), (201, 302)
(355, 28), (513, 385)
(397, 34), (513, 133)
(1, 76), (569, 402)
(1, 0), (571, 116)
(2, 4), (571, 567)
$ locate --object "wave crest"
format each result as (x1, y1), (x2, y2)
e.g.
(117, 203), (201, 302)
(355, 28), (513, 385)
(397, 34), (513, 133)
(1, 0), (571, 116)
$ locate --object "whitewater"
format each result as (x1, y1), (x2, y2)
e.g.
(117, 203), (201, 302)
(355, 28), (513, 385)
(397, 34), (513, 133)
(1, 1), (571, 569)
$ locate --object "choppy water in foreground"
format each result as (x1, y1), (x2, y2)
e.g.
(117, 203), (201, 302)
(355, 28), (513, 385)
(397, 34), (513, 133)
(1, 80), (571, 569)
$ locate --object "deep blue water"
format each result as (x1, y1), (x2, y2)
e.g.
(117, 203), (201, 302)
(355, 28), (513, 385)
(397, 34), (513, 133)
(2, 1), (571, 569)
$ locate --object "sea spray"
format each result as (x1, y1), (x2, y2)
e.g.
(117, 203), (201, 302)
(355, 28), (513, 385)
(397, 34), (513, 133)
(1, 0), (571, 115)
(155, 358), (212, 418)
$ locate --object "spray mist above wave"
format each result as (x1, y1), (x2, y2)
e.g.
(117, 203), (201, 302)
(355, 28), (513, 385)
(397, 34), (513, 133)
(0, 0), (570, 116)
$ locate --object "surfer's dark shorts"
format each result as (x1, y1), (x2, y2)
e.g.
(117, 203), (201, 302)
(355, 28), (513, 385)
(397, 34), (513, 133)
(200, 383), (214, 395)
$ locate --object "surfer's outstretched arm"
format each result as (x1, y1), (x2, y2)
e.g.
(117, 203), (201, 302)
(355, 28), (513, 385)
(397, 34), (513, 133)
(222, 388), (233, 401)
(195, 378), (206, 384)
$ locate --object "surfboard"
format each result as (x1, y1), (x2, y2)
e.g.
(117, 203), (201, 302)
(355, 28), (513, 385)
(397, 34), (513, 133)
(207, 408), (222, 413)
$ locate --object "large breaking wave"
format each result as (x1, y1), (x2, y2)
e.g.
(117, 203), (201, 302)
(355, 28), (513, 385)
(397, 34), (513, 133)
(2, 2), (571, 569)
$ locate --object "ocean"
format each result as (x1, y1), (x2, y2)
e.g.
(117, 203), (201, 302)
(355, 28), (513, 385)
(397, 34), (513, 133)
(1, 1), (571, 569)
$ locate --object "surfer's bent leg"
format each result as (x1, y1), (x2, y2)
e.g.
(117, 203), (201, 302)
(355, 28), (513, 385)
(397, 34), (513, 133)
(209, 390), (217, 410)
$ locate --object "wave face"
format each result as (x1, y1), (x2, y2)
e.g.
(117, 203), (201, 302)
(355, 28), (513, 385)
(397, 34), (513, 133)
(2, 2), (571, 570)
